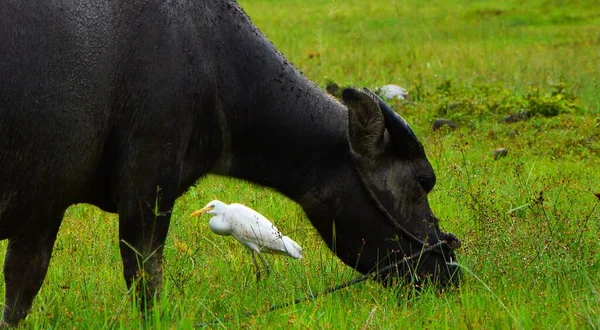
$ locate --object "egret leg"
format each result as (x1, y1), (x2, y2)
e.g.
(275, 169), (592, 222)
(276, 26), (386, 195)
(251, 251), (262, 281)
(256, 252), (271, 278)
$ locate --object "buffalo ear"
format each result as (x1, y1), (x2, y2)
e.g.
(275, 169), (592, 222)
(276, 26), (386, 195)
(342, 88), (385, 159)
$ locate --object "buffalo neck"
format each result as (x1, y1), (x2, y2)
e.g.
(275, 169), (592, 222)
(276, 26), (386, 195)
(206, 2), (350, 200)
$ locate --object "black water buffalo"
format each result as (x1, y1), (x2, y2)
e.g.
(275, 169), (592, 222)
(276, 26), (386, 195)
(0, 0), (461, 325)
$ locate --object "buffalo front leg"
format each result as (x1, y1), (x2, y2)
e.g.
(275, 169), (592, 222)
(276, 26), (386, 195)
(118, 191), (174, 315)
(2, 222), (61, 326)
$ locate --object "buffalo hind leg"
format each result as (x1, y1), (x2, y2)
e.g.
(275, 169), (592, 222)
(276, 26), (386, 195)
(2, 219), (62, 326)
(118, 191), (174, 317)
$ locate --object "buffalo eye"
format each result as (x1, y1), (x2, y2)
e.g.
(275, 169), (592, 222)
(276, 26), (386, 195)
(418, 175), (436, 193)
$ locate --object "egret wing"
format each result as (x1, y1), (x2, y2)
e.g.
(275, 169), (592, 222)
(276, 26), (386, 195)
(226, 204), (289, 255)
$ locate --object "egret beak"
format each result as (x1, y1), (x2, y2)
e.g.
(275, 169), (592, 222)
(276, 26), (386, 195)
(190, 205), (214, 217)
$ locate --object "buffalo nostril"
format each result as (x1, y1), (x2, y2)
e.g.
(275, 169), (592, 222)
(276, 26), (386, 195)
(443, 232), (462, 250)
(449, 237), (461, 250)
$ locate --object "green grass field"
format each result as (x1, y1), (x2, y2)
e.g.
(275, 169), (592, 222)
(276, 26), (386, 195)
(2, 0), (599, 328)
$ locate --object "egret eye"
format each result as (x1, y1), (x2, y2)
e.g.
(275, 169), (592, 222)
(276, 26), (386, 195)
(418, 176), (436, 193)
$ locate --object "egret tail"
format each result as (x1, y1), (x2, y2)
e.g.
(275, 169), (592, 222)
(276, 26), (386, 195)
(282, 236), (303, 259)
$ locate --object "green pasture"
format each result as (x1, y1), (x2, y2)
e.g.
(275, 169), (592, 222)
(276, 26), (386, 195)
(2, 0), (599, 328)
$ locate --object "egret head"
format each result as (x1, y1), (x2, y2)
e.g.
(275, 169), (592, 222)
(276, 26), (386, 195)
(301, 88), (461, 289)
(190, 200), (228, 217)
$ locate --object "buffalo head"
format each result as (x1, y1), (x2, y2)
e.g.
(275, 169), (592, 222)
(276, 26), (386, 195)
(302, 88), (461, 288)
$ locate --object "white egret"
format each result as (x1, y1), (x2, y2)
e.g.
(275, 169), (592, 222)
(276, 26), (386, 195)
(190, 200), (302, 280)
